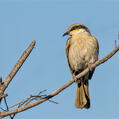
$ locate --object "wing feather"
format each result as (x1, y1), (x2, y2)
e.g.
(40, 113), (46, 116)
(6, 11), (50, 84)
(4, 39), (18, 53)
(66, 38), (73, 74)
(88, 36), (99, 80)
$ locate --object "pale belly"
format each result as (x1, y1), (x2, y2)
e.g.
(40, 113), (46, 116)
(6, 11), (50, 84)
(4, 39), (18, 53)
(68, 41), (98, 72)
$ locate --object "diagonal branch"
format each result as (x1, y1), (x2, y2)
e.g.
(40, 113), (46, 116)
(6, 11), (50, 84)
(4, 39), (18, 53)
(0, 44), (119, 118)
(0, 40), (36, 102)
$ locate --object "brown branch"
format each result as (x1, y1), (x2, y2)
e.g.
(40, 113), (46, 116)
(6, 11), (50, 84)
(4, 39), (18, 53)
(10, 95), (33, 119)
(8, 90), (47, 109)
(0, 94), (8, 99)
(0, 40), (36, 102)
(0, 44), (119, 118)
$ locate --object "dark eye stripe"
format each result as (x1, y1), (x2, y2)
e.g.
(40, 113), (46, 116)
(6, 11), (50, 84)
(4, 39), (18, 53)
(70, 25), (81, 31)
(70, 25), (90, 33)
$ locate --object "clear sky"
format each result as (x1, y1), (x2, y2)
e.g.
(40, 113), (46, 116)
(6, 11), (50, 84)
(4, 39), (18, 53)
(0, 0), (119, 119)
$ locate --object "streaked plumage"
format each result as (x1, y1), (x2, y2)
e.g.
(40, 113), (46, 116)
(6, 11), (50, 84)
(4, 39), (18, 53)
(63, 23), (99, 109)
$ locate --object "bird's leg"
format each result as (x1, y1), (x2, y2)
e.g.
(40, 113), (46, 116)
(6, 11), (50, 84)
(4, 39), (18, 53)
(88, 63), (93, 72)
(72, 73), (78, 83)
(72, 73), (81, 83)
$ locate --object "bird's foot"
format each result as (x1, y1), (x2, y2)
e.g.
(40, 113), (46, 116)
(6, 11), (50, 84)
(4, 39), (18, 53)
(72, 74), (79, 83)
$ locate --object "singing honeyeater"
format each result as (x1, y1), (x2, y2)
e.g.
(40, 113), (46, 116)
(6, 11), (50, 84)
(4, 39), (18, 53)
(63, 23), (99, 109)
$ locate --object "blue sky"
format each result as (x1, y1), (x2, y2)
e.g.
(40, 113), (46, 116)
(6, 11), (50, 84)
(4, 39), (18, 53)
(0, 0), (119, 119)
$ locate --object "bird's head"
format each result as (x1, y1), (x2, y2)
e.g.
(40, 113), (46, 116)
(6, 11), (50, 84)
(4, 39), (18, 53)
(63, 23), (90, 37)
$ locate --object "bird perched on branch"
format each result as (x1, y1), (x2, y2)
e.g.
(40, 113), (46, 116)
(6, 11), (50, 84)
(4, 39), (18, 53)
(63, 23), (99, 109)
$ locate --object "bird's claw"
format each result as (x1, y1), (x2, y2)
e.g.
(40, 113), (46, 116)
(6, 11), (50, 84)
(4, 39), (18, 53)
(72, 74), (78, 83)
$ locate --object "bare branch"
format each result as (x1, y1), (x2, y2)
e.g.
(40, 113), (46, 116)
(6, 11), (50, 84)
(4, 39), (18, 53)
(0, 40), (36, 102)
(0, 44), (119, 118)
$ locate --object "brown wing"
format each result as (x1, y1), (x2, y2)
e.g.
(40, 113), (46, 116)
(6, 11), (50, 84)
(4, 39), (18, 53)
(92, 36), (99, 56)
(66, 38), (73, 74)
(88, 36), (99, 80)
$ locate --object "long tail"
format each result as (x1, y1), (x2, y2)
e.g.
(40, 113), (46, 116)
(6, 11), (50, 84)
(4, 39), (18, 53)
(75, 80), (90, 109)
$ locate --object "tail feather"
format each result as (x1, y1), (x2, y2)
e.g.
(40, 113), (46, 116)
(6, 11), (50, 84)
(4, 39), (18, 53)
(75, 80), (90, 109)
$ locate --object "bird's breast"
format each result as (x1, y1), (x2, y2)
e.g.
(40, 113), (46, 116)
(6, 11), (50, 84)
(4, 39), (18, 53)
(68, 36), (98, 71)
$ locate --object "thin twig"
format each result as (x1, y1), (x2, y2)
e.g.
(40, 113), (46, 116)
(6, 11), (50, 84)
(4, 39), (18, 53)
(0, 107), (6, 111)
(47, 99), (59, 104)
(9, 90), (47, 109)
(4, 98), (12, 119)
(31, 94), (58, 104)
(18, 95), (32, 108)
(10, 95), (33, 118)
(25, 94), (47, 105)
(38, 90), (47, 94)
(8, 101), (24, 109)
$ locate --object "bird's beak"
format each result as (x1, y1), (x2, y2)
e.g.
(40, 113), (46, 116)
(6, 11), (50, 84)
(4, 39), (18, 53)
(62, 31), (69, 37)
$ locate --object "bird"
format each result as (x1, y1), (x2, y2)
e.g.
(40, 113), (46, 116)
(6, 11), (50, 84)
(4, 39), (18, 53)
(63, 23), (99, 109)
